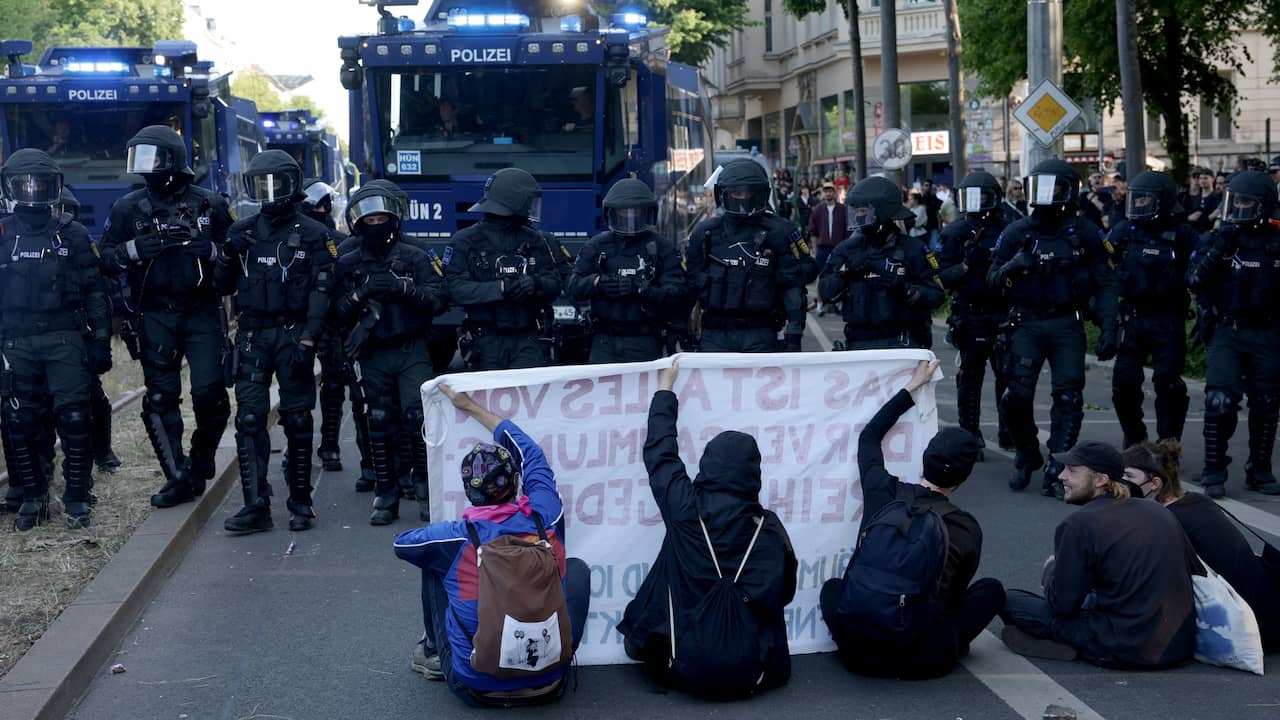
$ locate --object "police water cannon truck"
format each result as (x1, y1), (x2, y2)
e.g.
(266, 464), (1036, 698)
(0, 39), (265, 238)
(339, 0), (714, 367)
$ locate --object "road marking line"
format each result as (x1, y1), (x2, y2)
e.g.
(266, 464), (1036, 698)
(807, 312), (836, 351)
(964, 631), (1107, 720)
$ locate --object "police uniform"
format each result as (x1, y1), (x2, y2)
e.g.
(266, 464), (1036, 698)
(336, 183), (448, 525)
(1107, 171), (1197, 448)
(0, 149), (111, 530)
(214, 151), (336, 533)
(820, 230), (943, 350)
(1188, 170), (1280, 497)
(988, 160), (1118, 496)
(100, 126), (234, 508)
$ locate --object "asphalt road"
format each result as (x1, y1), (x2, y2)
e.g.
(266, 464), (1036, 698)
(71, 315), (1280, 720)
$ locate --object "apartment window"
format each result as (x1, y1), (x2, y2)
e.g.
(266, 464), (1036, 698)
(1199, 97), (1232, 141)
(901, 80), (948, 132)
(764, 0), (773, 53)
(821, 95), (840, 157)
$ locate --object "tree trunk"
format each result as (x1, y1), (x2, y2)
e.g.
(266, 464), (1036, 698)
(943, 0), (966, 181)
(1158, 11), (1189, 183)
(848, 0), (867, 180)
(1116, 0), (1145, 178)
(880, 0), (901, 184)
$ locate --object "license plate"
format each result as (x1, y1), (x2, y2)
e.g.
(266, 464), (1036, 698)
(552, 306), (577, 320)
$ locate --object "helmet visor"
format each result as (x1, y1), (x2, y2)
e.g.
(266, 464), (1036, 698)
(526, 195), (542, 224)
(126, 144), (177, 174)
(721, 185), (765, 216)
(4, 173), (61, 206)
(347, 194), (403, 227)
(847, 203), (879, 231)
(1026, 173), (1074, 206)
(1222, 190), (1263, 224)
(246, 172), (298, 203)
(606, 206), (656, 235)
(303, 181), (336, 209)
(959, 186), (997, 213)
(1125, 190), (1161, 220)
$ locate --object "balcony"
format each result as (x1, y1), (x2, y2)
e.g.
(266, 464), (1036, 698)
(858, 3), (946, 54)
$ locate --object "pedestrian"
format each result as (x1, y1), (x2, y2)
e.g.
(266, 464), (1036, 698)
(1003, 178), (1027, 218)
(686, 159), (817, 352)
(444, 168), (563, 370)
(818, 176), (944, 349)
(807, 181), (847, 274)
(821, 359), (1004, 679)
(1186, 171), (1280, 497)
(1106, 171), (1196, 449)
(336, 182), (448, 525)
(214, 151), (337, 533)
(1000, 440), (1199, 669)
(101, 126), (234, 509)
(987, 159), (1118, 498)
(938, 171), (1014, 455)
(1186, 170), (1221, 234)
(618, 362), (797, 698)
(0, 149), (111, 530)
(394, 385), (589, 707)
(569, 178), (688, 363)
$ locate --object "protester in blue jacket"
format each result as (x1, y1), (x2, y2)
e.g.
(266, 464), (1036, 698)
(394, 385), (589, 707)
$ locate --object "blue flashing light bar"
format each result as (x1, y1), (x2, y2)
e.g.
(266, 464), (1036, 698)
(446, 9), (530, 28)
(560, 15), (583, 32)
(66, 60), (130, 74)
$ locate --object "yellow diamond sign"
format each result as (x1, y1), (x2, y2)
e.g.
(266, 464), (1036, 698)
(1012, 79), (1082, 147)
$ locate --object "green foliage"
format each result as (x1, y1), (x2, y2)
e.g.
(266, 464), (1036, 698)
(0, 0), (182, 63)
(231, 71), (285, 113)
(955, 0), (1026, 99)
(782, 0), (851, 19)
(287, 94), (326, 122)
(638, 0), (754, 66)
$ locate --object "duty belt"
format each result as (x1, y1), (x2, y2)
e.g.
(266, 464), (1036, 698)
(1216, 313), (1278, 330)
(466, 321), (537, 337)
(700, 312), (775, 331)
(238, 313), (305, 330)
(141, 295), (207, 313)
(1010, 305), (1080, 322)
(0, 312), (84, 337)
(592, 321), (661, 337)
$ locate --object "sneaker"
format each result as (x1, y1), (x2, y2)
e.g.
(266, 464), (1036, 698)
(411, 640), (443, 681)
(1000, 625), (1077, 661)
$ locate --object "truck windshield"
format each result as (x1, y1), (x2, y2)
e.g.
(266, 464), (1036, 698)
(3, 102), (189, 184)
(373, 66), (605, 181)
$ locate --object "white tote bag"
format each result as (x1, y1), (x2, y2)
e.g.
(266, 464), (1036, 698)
(1192, 559), (1265, 675)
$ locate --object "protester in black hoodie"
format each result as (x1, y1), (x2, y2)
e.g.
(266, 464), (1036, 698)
(618, 362), (798, 696)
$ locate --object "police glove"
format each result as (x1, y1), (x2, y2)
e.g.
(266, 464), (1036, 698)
(88, 340), (113, 374)
(1211, 226), (1239, 257)
(783, 334), (803, 352)
(226, 231), (253, 256)
(963, 242), (991, 268)
(186, 236), (214, 260)
(289, 342), (316, 381)
(504, 275), (537, 301)
(999, 250), (1036, 276)
(120, 233), (165, 263)
(1095, 332), (1118, 362)
(358, 271), (395, 301)
(598, 275), (634, 298)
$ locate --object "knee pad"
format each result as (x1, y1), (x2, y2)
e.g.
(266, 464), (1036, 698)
(402, 405), (424, 428)
(1206, 389), (1239, 416)
(280, 410), (312, 436)
(57, 404), (91, 430)
(192, 388), (230, 419)
(367, 406), (394, 433)
(1054, 389), (1083, 410)
(235, 411), (265, 435)
(1153, 376), (1187, 396)
(143, 390), (181, 415)
(1251, 393), (1280, 416)
(2, 404), (39, 436)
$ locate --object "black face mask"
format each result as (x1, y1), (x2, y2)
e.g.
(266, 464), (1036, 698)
(144, 173), (185, 195)
(14, 204), (52, 228)
(260, 199), (295, 218)
(358, 222), (396, 251)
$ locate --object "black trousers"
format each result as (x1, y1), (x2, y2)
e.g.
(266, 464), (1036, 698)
(589, 334), (663, 363)
(1112, 313), (1189, 446)
(469, 332), (547, 370)
(820, 577), (1006, 679)
(1202, 323), (1280, 478)
(1003, 315), (1086, 469)
(700, 327), (777, 353)
(1000, 589), (1108, 665)
(951, 313), (1008, 444)
(233, 325), (317, 503)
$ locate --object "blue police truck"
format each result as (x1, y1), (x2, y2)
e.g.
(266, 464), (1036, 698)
(339, 0), (714, 366)
(0, 39), (264, 238)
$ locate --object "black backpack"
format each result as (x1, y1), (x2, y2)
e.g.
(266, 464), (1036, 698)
(837, 485), (953, 642)
(667, 515), (767, 700)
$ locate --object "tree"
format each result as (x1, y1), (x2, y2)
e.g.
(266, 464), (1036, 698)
(0, 0), (182, 62)
(943, 0), (966, 180)
(640, 0), (754, 66)
(784, 0), (868, 178)
(231, 71), (285, 113)
(288, 94), (327, 122)
(958, 0), (1279, 182)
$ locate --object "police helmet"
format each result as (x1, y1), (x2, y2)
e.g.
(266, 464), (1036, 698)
(1221, 170), (1278, 226)
(1024, 159), (1079, 207)
(715, 159), (770, 216)
(845, 175), (913, 232)
(58, 187), (80, 218)
(301, 178), (335, 214)
(1, 149), (63, 208)
(125, 125), (193, 176)
(602, 178), (657, 236)
(244, 150), (302, 211)
(956, 170), (1001, 215)
(347, 180), (406, 230)
(1125, 170), (1177, 222)
(469, 168), (541, 221)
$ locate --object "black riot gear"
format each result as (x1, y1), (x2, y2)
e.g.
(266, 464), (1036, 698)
(126, 125), (193, 195)
(2, 149), (63, 207)
(957, 170), (1001, 218)
(845, 176), (914, 238)
(1221, 171), (1278, 226)
(301, 178), (336, 227)
(348, 182), (404, 252)
(469, 167), (542, 221)
(603, 178), (658, 236)
(1124, 170), (1178, 223)
(715, 159), (771, 217)
(1024, 159), (1079, 213)
(245, 150), (302, 216)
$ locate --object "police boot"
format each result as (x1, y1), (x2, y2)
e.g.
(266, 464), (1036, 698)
(1153, 378), (1190, 445)
(224, 433), (273, 535)
(1112, 382), (1148, 450)
(957, 382), (986, 461)
(353, 400), (375, 492)
(1009, 446), (1042, 491)
(2, 481), (21, 514)
(1245, 401), (1280, 495)
(58, 406), (95, 529)
(1042, 455), (1066, 500)
(1201, 390), (1238, 499)
(90, 392), (120, 473)
(408, 414), (431, 522)
(282, 412), (317, 531)
(369, 442), (399, 526)
(14, 494), (49, 532)
(145, 409), (194, 509)
(317, 385), (344, 472)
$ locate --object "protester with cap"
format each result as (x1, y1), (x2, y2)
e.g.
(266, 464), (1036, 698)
(394, 385), (589, 707)
(1000, 440), (1199, 668)
(820, 359), (1005, 679)
(807, 181), (847, 275)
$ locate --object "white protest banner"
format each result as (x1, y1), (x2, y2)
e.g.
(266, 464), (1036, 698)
(421, 350), (941, 665)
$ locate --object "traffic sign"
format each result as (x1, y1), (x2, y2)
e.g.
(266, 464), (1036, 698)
(872, 127), (912, 170)
(1012, 79), (1081, 147)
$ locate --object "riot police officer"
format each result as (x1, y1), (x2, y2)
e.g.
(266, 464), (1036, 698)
(988, 159), (1118, 497)
(0, 150), (111, 530)
(444, 168), (562, 370)
(1107, 171), (1196, 449)
(819, 176), (944, 350)
(335, 182), (447, 525)
(101, 126), (234, 508)
(937, 171), (1013, 452)
(1187, 170), (1280, 497)
(301, 178), (338, 231)
(569, 179), (688, 362)
(214, 151), (337, 533)
(686, 159), (817, 352)
(301, 178), (348, 473)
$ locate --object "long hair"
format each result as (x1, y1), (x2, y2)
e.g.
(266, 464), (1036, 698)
(1122, 441), (1183, 503)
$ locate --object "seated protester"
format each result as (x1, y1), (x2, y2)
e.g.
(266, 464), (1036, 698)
(1124, 441), (1280, 651)
(618, 362), (798, 699)
(393, 386), (589, 708)
(1001, 441), (1200, 668)
(821, 359), (1005, 680)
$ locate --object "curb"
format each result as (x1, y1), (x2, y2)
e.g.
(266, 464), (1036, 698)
(0, 386), (284, 720)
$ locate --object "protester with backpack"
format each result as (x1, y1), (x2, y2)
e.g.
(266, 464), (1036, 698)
(820, 359), (1005, 679)
(393, 386), (589, 708)
(617, 362), (798, 699)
